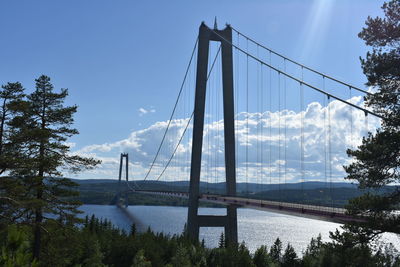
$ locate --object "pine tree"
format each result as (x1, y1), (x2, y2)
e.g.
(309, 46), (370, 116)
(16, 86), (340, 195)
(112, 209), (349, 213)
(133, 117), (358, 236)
(302, 234), (323, 265)
(81, 239), (106, 267)
(269, 237), (282, 264)
(282, 244), (298, 267)
(8, 75), (100, 260)
(131, 250), (151, 267)
(171, 245), (191, 267)
(0, 82), (26, 226)
(0, 82), (25, 173)
(130, 223), (137, 237)
(0, 225), (38, 267)
(253, 245), (271, 267)
(218, 232), (225, 248)
(343, 0), (400, 241)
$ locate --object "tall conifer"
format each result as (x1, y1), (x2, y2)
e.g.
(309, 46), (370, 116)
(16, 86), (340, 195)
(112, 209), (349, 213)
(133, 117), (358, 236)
(344, 0), (400, 240)
(9, 75), (100, 260)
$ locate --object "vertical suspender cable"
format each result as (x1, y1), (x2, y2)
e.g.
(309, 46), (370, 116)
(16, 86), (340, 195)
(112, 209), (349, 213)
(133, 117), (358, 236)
(216, 53), (220, 185)
(350, 87), (353, 150)
(183, 68), (187, 182)
(269, 51), (272, 188)
(246, 38), (249, 196)
(235, 32), (239, 184)
(257, 46), (261, 187)
(209, 28), (382, 119)
(278, 72), (281, 196)
(284, 60), (287, 188)
(206, 53), (211, 191)
(261, 63), (264, 191)
(328, 95), (333, 208)
(153, 43), (221, 183)
(218, 52), (222, 185)
(215, 49), (219, 186)
(187, 63), (191, 185)
(214, 64), (218, 186)
(230, 27), (371, 96)
(300, 68), (305, 201)
(207, 47), (212, 189)
(142, 38), (199, 182)
(323, 78), (328, 203)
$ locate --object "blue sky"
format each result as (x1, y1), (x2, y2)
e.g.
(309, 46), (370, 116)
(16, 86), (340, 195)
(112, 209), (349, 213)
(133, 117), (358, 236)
(0, 0), (383, 181)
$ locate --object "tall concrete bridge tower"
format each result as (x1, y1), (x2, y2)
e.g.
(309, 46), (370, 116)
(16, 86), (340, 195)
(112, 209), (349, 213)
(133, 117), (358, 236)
(118, 153), (129, 207)
(187, 22), (238, 244)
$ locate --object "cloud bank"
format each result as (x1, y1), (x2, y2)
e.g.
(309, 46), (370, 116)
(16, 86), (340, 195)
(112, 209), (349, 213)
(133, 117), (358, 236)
(68, 96), (380, 184)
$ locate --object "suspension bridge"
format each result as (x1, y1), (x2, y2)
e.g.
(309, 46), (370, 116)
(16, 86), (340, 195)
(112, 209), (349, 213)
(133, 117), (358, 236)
(113, 22), (381, 244)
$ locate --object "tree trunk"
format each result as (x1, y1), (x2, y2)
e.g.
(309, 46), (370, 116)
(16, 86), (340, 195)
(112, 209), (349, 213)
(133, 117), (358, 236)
(33, 101), (46, 261)
(0, 97), (8, 175)
(33, 181), (43, 260)
(0, 97), (7, 155)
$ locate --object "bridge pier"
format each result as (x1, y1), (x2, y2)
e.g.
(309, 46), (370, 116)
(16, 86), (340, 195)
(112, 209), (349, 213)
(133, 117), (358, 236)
(187, 22), (238, 245)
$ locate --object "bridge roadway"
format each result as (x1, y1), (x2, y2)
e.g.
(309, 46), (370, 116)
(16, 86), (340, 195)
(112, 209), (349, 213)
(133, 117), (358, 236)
(132, 189), (364, 224)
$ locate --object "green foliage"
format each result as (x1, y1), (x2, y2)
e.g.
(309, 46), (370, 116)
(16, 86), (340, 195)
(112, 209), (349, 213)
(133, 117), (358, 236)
(9, 75), (101, 177)
(237, 242), (255, 267)
(343, 0), (400, 242)
(301, 231), (400, 267)
(207, 244), (254, 267)
(281, 244), (298, 267)
(81, 239), (106, 267)
(1, 216), (400, 266)
(269, 238), (282, 264)
(253, 245), (273, 267)
(0, 225), (38, 267)
(0, 75), (101, 260)
(130, 223), (137, 237)
(171, 245), (191, 267)
(218, 232), (225, 248)
(0, 82), (26, 228)
(1, 3), (399, 264)
(302, 234), (323, 267)
(132, 249), (151, 267)
(0, 81), (25, 174)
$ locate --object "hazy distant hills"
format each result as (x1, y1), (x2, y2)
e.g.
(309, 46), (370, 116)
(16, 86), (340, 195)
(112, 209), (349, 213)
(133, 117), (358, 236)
(70, 178), (397, 207)
(72, 178), (358, 193)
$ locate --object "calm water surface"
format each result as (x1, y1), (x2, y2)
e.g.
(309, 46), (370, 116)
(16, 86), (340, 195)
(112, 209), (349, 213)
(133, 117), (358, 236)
(79, 205), (399, 254)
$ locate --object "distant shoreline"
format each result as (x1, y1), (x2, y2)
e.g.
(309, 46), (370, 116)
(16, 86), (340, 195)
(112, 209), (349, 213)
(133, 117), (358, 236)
(74, 179), (396, 208)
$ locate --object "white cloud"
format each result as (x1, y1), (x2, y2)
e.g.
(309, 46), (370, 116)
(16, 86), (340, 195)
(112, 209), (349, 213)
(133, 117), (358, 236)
(138, 107), (156, 116)
(64, 142), (76, 149)
(69, 97), (380, 184)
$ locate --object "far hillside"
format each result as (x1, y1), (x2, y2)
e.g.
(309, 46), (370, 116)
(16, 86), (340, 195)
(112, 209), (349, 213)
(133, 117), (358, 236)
(72, 179), (396, 208)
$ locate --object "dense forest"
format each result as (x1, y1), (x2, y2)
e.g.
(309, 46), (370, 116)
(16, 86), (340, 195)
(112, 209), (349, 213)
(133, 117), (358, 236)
(1, 215), (399, 267)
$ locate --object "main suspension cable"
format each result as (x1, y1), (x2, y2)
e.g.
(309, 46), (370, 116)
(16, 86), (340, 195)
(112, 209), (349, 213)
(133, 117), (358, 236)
(154, 45), (222, 181)
(143, 38), (199, 182)
(209, 28), (383, 119)
(231, 26), (371, 96)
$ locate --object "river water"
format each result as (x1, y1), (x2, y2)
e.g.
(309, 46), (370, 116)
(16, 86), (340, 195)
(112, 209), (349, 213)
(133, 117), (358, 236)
(79, 205), (399, 254)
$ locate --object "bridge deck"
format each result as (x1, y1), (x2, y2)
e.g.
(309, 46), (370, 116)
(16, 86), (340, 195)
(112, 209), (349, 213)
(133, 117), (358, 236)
(133, 190), (364, 224)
